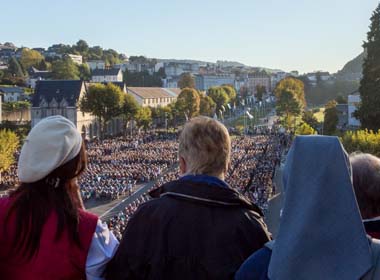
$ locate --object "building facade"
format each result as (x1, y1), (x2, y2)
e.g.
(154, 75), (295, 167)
(195, 74), (235, 91)
(31, 80), (99, 138)
(91, 68), (123, 83)
(0, 86), (26, 102)
(348, 93), (361, 127)
(247, 72), (271, 94)
(126, 87), (181, 108)
(87, 60), (106, 70)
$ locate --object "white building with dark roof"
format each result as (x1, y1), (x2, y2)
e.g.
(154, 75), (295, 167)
(126, 87), (181, 108)
(91, 68), (123, 83)
(0, 86), (26, 102)
(31, 80), (98, 138)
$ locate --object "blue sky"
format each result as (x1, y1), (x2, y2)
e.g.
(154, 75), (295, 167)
(0, 0), (378, 73)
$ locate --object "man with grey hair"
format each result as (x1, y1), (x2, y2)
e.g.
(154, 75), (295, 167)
(351, 153), (380, 239)
(106, 116), (271, 280)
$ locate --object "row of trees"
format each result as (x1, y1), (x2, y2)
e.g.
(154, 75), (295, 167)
(80, 83), (238, 137)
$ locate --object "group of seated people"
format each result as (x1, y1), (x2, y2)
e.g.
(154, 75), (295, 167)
(1, 115), (380, 280)
(106, 133), (285, 239)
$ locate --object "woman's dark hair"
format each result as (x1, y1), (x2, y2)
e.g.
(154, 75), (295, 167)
(4, 142), (87, 260)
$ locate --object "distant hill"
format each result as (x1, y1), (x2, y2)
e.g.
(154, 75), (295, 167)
(336, 51), (365, 81)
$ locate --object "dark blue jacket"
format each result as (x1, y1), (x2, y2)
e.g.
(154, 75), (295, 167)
(235, 247), (272, 280)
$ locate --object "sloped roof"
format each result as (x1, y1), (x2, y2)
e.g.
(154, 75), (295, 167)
(32, 80), (83, 107)
(0, 86), (24, 94)
(126, 87), (181, 99)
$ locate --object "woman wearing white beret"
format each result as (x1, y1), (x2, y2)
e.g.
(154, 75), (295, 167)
(0, 116), (118, 280)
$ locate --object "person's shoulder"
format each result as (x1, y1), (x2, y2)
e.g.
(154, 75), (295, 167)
(235, 246), (272, 280)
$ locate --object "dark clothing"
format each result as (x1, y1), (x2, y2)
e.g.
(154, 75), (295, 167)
(364, 220), (380, 239)
(235, 247), (271, 280)
(106, 177), (271, 280)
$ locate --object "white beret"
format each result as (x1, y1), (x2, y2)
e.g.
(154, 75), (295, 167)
(18, 116), (83, 183)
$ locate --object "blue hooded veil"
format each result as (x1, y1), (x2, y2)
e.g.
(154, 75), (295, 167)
(268, 136), (372, 280)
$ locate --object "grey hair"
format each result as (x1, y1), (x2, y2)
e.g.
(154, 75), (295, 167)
(350, 153), (380, 219)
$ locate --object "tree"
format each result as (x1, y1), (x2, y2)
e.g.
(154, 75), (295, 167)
(80, 83), (124, 138)
(275, 77), (306, 107)
(8, 57), (25, 77)
(302, 111), (319, 130)
(78, 63), (91, 80)
(176, 88), (200, 119)
(122, 94), (140, 134)
(256, 85), (267, 102)
(74, 39), (89, 54)
(178, 73), (195, 89)
(335, 95), (348, 104)
(207, 87), (229, 112)
(19, 48), (44, 70)
(221, 85), (237, 104)
(276, 90), (302, 129)
(52, 57), (80, 80)
(295, 122), (317, 135)
(200, 95), (216, 116)
(357, 3), (380, 130)
(135, 107), (152, 130)
(0, 129), (19, 183)
(323, 100), (339, 135)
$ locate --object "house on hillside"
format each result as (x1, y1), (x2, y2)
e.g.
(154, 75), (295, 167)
(66, 54), (83, 65)
(126, 87), (181, 108)
(87, 60), (106, 70)
(0, 86), (26, 102)
(348, 93), (361, 128)
(91, 68), (123, 83)
(27, 67), (52, 88)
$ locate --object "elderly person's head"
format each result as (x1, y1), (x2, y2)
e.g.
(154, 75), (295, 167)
(350, 153), (380, 219)
(178, 116), (231, 179)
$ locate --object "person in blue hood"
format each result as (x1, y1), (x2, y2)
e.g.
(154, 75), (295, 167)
(235, 135), (380, 280)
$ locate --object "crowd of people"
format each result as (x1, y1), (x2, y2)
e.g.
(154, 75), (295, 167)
(3, 115), (380, 279)
(106, 131), (289, 239)
(80, 133), (178, 201)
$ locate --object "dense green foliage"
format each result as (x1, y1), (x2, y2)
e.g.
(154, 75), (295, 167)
(302, 111), (319, 130)
(123, 70), (163, 87)
(135, 107), (152, 130)
(199, 95), (216, 116)
(176, 88), (200, 118)
(80, 83), (124, 137)
(0, 129), (19, 182)
(357, 3), (380, 130)
(19, 49), (44, 70)
(275, 78), (305, 128)
(178, 73), (195, 89)
(323, 100), (339, 135)
(52, 57), (80, 80)
(341, 129), (380, 157)
(295, 122), (316, 135)
(207, 86), (230, 112)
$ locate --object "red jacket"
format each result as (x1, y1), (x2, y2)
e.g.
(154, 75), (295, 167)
(0, 197), (98, 280)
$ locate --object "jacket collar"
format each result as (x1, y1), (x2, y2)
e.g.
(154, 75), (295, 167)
(150, 178), (264, 217)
